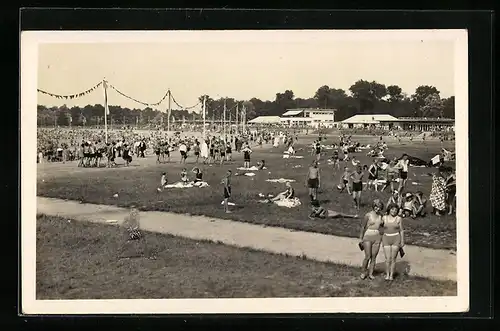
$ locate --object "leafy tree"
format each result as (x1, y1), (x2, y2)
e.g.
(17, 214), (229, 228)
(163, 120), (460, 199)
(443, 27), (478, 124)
(442, 96), (455, 119)
(420, 93), (444, 118)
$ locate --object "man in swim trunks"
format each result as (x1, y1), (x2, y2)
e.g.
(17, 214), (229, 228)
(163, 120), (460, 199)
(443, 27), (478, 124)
(221, 170), (232, 213)
(350, 165), (364, 210)
(306, 160), (321, 201)
(309, 200), (358, 219)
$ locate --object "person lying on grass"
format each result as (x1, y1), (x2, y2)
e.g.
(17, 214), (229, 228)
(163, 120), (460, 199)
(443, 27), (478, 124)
(308, 199), (358, 220)
(260, 182), (295, 203)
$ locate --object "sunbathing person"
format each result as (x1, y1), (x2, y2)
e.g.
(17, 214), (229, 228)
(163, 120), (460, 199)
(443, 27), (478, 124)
(261, 182), (295, 203)
(309, 200), (359, 219)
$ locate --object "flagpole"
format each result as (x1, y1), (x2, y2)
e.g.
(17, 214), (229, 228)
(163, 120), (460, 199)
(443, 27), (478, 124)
(202, 96), (206, 139)
(223, 98), (226, 142)
(236, 102), (239, 135)
(103, 78), (108, 144)
(167, 89), (171, 133)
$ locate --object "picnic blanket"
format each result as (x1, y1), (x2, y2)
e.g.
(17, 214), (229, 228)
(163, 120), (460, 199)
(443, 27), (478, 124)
(164, 181), (209, 188)
(274, 197), (301, 208)
(266, 178), (296, 184)
(237, 166), (266, 171)
(283, 155), (303, 159)
(244, 173), (256, 177)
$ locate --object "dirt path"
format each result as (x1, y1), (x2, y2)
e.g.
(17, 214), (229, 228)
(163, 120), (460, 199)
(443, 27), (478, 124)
(36, 197), (456, 282)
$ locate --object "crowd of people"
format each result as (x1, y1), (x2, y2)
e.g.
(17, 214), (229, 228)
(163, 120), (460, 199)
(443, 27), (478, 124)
(39, 126), (456, 280)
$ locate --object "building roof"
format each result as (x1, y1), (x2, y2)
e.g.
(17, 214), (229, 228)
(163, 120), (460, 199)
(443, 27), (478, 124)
(341, 114), (399, 124)
(248, 116), (282, 124)
(397, 117), (455, 123)
(281, 110), (304, 117)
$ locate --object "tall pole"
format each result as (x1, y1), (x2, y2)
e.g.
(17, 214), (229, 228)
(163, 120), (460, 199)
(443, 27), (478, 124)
(103, 78), (109, 144)
(202, 96), (206, 139)
(223, 98), (227, 141)
(167, 89), (171, 132)
(241, 105), (247, 134)
(236, 102), (239, 135)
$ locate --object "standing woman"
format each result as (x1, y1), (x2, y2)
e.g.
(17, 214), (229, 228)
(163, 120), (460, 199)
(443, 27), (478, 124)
(359, 199), (384, 280)
(429, 166), (448, 216)
(445, 169), (456, 215)
(397, 154), (410, 193)
(382, 204), (405, 281)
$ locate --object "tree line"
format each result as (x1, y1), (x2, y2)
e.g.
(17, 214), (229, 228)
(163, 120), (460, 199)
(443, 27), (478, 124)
(38, 80), (455, 127)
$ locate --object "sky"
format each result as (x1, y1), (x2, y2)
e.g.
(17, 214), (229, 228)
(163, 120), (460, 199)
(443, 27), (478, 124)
(36, 31), (456, 112)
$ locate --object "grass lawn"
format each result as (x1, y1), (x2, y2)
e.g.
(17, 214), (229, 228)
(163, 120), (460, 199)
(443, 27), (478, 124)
(37, 135), (456, 250)
(36, 215), (457, 299)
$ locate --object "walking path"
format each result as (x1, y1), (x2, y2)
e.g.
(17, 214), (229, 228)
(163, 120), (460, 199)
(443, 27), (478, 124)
(37, 197), (456, 282)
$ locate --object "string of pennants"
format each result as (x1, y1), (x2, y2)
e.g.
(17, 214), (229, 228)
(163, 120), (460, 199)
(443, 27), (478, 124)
(37, 80), (201, 110)
(170, 93), (201, 110)
(108, 84), (170, 107)
(37, 81), (103, 100)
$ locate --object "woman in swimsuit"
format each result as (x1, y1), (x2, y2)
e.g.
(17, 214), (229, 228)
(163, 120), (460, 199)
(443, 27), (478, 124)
(350, 165), (364, 210)
(269, 181), (295, 202)
(367, 159), (379, 191)
(382, 204), (405, 281)
(386, 190), (402, 213)
(445, 170), (456, 215)
(338, 167), (351, 194)
(359, 199), (384, 279)
(400, 193), (415, 218)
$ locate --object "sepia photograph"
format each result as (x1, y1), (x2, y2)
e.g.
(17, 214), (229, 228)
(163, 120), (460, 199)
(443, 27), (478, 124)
(21, 29), (469, 314)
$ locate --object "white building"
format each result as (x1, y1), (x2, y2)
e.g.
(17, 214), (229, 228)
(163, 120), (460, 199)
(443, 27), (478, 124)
(248, 116), (281, 125)
(279, 108), (336, 128)
(341, 114), (399, 129)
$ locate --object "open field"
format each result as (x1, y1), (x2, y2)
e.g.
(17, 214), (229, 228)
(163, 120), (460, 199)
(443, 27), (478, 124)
(36, 215), (457, 299)
(37, 135), (456, 250)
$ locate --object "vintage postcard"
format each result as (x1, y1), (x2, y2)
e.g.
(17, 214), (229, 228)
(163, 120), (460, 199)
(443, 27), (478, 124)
(21, 29), (469, 314)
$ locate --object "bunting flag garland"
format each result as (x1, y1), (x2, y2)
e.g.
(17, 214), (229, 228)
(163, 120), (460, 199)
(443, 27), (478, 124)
(38, 79), (201, 111)
(170, 92), (201, 110)
(37, 81), (103, 100)
(108, 84), (169, 107)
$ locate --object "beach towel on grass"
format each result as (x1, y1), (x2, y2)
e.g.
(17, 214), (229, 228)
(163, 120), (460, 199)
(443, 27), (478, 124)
(244, 173), (256, 176)
(237, 166), (266, 171)
(266, 178), (296, 184)
(274, 197), (301, 208)
(220, 201), (236, 206)
(164, 181), (209, 188)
